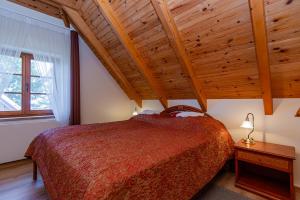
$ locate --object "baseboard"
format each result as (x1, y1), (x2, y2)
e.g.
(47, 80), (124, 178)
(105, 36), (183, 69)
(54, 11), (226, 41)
(0, 158), (30, 170)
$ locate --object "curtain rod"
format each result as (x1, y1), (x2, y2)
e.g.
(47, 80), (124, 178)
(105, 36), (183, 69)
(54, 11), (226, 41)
(0, 5), (71, 31)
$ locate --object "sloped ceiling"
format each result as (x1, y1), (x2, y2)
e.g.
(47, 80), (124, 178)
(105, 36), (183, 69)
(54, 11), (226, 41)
(8, 0), (300, 113)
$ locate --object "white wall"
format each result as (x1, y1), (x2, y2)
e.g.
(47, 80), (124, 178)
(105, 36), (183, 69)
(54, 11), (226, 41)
(79, 37), (132, 124)
(0, 120), (60, 163)
(138, 99), (300, 187)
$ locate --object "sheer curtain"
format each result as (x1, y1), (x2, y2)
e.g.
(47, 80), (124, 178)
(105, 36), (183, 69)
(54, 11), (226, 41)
(0, 10), (71, 125)
(0, 15), (26, 103)
(27, 21), (71, 125)
(0, 49), (20, 97)
(33, 54), (70, 125)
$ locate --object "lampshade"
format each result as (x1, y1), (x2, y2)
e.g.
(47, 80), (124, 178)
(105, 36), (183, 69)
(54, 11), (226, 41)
(240, 120), (253, 129)
(132, 111), (138, 116)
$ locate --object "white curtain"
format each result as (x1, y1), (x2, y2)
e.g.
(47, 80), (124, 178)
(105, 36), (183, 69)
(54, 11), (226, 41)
(0, 49), (20, 96)
(0, 15), (26, 111)
(0, 11), (70, 125)
(33, 55), (70, 125)
(27, 20), (71, 125)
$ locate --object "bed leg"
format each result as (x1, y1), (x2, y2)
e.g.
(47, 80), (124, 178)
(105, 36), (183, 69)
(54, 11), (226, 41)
(33, 161), (37, 181)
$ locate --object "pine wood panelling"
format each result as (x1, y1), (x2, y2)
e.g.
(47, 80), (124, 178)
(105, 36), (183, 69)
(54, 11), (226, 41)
(82, 0), (157, 99)
(94, 0), (169, 108)
(167, 0), (262, 100)
(271, 62), (300, 98)
(108, 0), (196, 100)
(169, 0), (246, 32)
(151, 0), (207, 111)
(269, 38), (300, 66)
(248, 0), (273, 115)
(80, 0), (156, 99)
(63, 6), (143, 107)
(265, 0), (300, 42)
(10, 0), (300, 107)
(265, 0), (300, 98)
(9, 0), (62, 19)
(46, 0), (76, 9)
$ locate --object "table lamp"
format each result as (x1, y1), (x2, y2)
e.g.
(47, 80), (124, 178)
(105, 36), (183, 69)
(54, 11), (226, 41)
(132, 106), (138, 116)
(240, 113), (255, 144)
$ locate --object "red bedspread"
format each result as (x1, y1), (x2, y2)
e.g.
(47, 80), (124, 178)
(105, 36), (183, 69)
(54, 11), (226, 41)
(25, 114), (234, 200)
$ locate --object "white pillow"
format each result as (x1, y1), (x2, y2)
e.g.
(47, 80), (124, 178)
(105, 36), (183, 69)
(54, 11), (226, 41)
(176, 112), (204, 117)
(140, 110), (158, 115)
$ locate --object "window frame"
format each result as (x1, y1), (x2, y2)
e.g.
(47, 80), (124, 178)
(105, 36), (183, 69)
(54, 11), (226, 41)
(0, 52), (53, 118)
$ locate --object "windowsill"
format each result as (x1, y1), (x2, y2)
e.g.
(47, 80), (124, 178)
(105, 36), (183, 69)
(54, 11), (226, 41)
(0, 115), (55, 124)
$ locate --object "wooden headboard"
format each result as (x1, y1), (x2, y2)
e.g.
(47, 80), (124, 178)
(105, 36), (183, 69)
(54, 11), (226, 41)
(160, 105), (205, 116)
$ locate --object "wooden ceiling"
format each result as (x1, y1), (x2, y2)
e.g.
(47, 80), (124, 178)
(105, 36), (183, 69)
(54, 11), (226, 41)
(8, 0), (300, 114)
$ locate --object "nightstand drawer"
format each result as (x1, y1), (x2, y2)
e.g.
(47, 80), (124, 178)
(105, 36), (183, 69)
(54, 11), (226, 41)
(237, 150), (290, 172)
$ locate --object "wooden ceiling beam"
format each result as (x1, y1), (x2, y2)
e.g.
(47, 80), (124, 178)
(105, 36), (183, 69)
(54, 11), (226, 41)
(63, 6), (142, 107)
(248, 0), (273, 115)
(151, 0), (207, 111)
(59, 8), (70, 28)
(94, 0), (168, 108)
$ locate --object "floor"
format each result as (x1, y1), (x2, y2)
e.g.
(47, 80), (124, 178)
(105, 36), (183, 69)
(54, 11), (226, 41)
(0, 159), (299, 200)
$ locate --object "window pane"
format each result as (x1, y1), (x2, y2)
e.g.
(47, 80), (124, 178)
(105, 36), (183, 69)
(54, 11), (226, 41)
(31, 76), (52, 94)
(0, 54), (22, 112)
(4, 75), (22, 93)
(0, 54), (22, 74)
(30, 59), (53, 111)
(0, 93), (21, 111)
(30, 94), (51, 110)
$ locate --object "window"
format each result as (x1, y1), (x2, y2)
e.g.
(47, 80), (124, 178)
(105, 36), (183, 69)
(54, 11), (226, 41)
(0, 53), (53, 117)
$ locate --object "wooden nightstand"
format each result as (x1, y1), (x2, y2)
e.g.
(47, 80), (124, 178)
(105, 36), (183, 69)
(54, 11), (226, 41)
(235, 140), (296, 200)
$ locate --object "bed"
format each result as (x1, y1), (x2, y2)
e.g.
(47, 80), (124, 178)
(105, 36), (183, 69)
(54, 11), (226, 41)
(25, 105), (234, 200)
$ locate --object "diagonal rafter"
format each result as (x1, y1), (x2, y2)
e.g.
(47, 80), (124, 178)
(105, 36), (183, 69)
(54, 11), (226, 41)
(59, 8), (70, 28)
(93, 0), (168, 108)
(63, 6), (142, 107)
(151, 0), (207, 111)
(248, 0), (273, 115)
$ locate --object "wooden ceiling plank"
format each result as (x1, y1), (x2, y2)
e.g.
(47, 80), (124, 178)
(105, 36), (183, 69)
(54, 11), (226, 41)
(38, 0), (61, 7)
(151, 0), (207, 111)
(248, 0), (273, 115)
(47, 0), (77, 10)
(75, 0), (83, 10)
(9, 0), (62, 19)
(25, 0), (77, 10)
(63, 6), (142, 107)
(93, 0), (168, 108)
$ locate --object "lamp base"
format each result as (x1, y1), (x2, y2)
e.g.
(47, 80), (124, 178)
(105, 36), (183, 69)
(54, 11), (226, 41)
(242, 137), (255, 145)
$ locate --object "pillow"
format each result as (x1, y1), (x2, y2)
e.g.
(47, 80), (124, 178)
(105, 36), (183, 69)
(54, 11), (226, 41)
(176, 111), (204, 117)
(140, 110), (159, 115)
